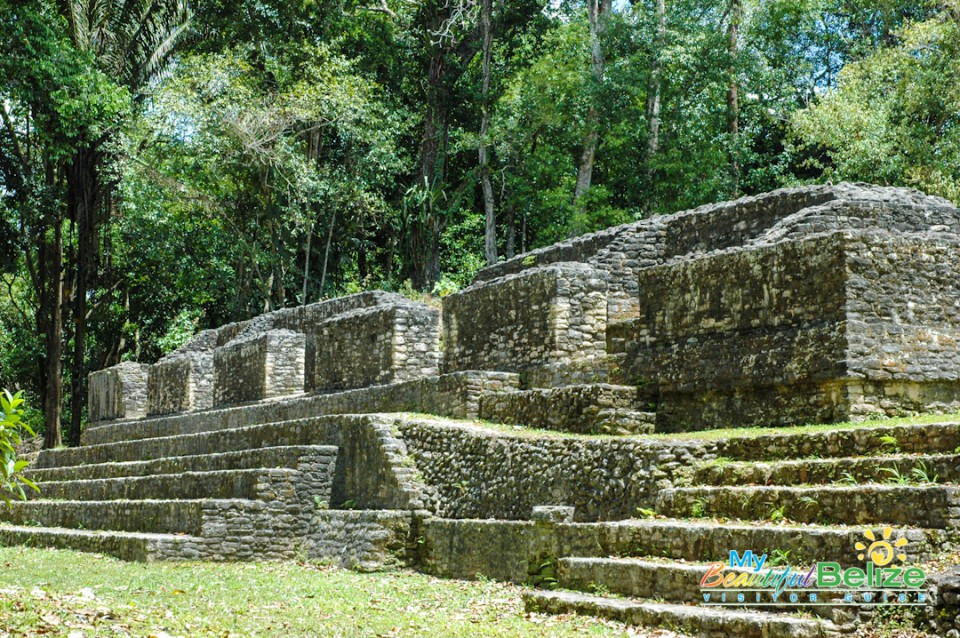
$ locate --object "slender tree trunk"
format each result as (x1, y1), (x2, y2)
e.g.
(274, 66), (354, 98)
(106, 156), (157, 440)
(67, 146), (101, 447)
(319, 210), (336, 295)
(575, 0), (611, 203)
(479, 0), (497, 266)
(727, 0), (742, 196)
(645, 0), (666, 213)
(42, 211), (64, 449)
(302, 220), (313, 306)
(505, 200), (515, 259)
(646, 0), (666, 156)
(414, 49), (448, 290)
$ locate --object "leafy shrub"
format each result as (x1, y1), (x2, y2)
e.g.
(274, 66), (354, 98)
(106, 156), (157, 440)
(0, 390), (39, 504)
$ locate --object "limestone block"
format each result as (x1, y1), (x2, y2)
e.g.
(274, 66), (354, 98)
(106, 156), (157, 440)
(311, 301), (440, 392)
(442, 262), (609, 374)
(147, 352), (214, 416)
(213, 330), (305, 406)
(87, 362), (149, 422)
(625, 230), (960, 431)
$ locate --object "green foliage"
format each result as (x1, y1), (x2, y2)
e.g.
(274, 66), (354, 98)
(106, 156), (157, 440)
(0, 390), (40, 504)
(768, 503), (787, 522)
(156, 309), (202, 356)
(910, 461), (939, 484)
(4, 0), (960, 436)
(881, 465), (911, 486)
(791, 3), (960, 202)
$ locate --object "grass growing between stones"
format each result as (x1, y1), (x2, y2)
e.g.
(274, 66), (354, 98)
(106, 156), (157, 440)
(0, 546), (658, 637)
(648, 412), (960, 441)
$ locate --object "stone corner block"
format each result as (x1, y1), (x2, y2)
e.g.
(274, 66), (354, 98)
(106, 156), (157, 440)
(87, 361), (149, 422)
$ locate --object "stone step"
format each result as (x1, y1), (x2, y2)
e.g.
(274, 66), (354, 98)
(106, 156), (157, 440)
(556, 557), (850, 623)
(37, 416), (341, 468)
(25, 445), (337, 483)
(559, 557), (733, 602)
(0, 499), (207, 535)
(477, 384), (655, 435)
(657, 485), (960, 528)
(0, 524), (202, 561)
(522, 590), (836, 638)
(82, 371), (519, 446)
(694, 452), (960, 487)
(710, 420), (960, 462)
(25, 468), (307, 502)
(420, 517), (943, 580)
(83, 403), (305, 446)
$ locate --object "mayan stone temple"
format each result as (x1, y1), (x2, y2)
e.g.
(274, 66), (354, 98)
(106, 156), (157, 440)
(8, 183), (960, 636)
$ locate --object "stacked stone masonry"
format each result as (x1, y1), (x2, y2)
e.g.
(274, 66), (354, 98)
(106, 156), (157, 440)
(36, 183), (960, 636)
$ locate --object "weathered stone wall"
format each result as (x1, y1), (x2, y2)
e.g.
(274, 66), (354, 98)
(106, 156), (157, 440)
(928, 568), (960, 638)
(83, 371), (520, 446)
(478, 384), (654, 435)
(88, 362), (149, 422)
(393, 416), (709, 521)
(312, 302), (440, 392)
(623, 230), (960, 430)
(472, 183), (956, 321)
(844, 233), (960, 418)
(146, 352), (214, 416)
(627, 235), (852, 429)
(213, 329), (306, 406)
(309, 510), (414, 571)
(418, 518), (939, 583)
(442, 263), (608, 373)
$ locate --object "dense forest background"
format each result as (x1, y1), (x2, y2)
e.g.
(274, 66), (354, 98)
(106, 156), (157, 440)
(1, 0), (959, 445)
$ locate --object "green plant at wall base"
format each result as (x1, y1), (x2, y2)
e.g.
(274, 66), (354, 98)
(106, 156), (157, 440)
(769, 549), (791, 567)
(911, 461), (939, 484)
(690, 498), (707, 518)
(838, 470), (859, 486)
(636, 507), (657, 519)
(882, 465), (911, 486)
(878, 434), (901, 453)
(1, 390), (39, 504)
(587, 581), (610, 596)
(768, 504), (787, 523)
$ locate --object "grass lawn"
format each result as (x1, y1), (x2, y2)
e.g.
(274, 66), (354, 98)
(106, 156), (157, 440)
(0, 546), (661, 638)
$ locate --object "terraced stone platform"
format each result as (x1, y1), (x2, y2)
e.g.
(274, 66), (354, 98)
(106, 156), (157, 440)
(8, 183), (960, 637)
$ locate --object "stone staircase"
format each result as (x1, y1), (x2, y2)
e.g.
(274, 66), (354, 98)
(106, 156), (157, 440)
(0, 408), (427, 567)
(521, 420), (960, 637)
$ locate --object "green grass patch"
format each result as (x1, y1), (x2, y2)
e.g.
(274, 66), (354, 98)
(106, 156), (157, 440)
(0, 546), (636, 637)
(397, 411), (960, 446)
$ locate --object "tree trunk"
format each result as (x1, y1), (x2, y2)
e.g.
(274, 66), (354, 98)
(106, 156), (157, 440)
(575, 0), (611, 203)
(479, 0), (497, 266)
(302, 219), (313, 306)
(42, 210), (64, 450)
(413, 49), (448, 290)
(319, 210), (336, 295)
(645, 0), (666, 213)
(727, 0), (742, 196)
(646, 0), (665, 156)
(505, 200), (516, 259)
(67, 145), (101, 448)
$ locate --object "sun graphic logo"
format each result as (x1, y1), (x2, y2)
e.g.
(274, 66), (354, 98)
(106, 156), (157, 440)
(855, 527), (909, 566)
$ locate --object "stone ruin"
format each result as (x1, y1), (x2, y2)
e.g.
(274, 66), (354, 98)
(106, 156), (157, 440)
(8, 183), (960, 637)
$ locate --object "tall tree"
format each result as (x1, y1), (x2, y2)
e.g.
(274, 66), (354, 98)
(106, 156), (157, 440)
(575, 0), (612, 203)
(727, 0), (742, 195)
(59, 0), (190, 446)
(479, 0), (497, 266)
